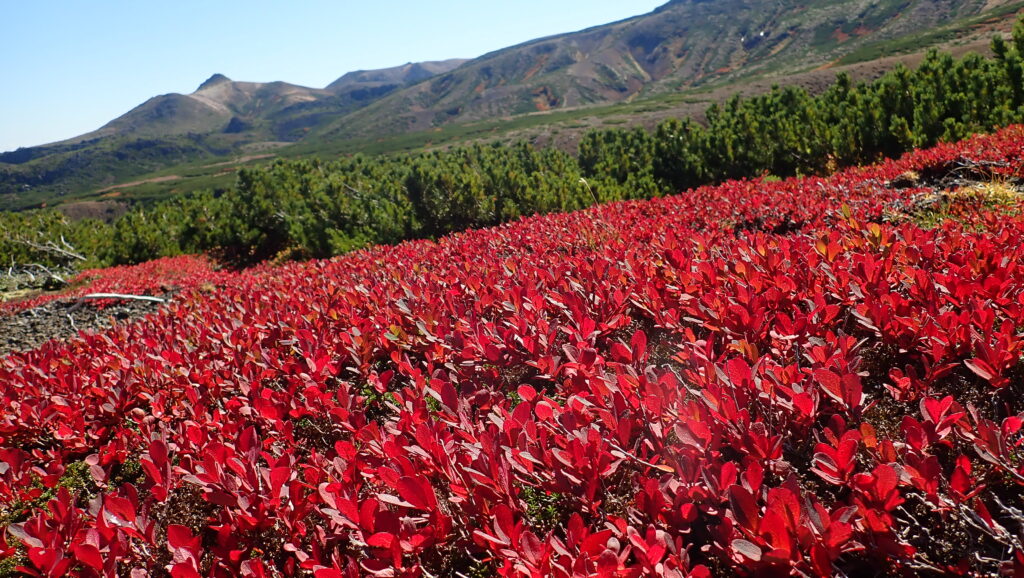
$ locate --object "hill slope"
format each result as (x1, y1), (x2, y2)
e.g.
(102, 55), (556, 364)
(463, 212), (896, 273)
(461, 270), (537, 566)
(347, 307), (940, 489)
(69, 59), (470, 145)
(318, 0), (1009, 139)
(0, 60), (466, 208)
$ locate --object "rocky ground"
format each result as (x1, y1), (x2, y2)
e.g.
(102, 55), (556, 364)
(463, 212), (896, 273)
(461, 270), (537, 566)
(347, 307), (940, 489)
(0, 298), (162, 357)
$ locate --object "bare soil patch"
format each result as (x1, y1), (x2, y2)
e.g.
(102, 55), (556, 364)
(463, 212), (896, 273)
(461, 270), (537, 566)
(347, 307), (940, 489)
(201, 153), (277, 168)
(95, 175), (182, 194)
(0, 298), (161, 356)
(56, 200), (129, 222)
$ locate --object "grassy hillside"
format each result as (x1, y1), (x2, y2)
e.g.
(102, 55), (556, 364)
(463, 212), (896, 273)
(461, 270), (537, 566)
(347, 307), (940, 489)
(0, 62), (468, 209)
(318, 0), (1006, 140)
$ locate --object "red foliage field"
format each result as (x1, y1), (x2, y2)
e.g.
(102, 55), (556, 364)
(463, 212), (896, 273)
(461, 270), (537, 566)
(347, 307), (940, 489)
(3, 128), (1024, 576)
(0, 255), (232, 316)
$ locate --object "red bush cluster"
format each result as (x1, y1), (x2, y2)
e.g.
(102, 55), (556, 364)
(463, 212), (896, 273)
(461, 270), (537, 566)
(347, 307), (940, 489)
(3, 128), (1024, 576)
(1, 255), (233, 315)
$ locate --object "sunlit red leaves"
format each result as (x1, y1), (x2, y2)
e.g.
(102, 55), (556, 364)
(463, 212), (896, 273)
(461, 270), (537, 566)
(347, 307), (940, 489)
(1, 254), (230, 316)
(4, 126), (1024, 574)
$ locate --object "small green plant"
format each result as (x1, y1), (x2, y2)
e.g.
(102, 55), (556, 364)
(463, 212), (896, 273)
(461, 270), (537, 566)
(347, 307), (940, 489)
(894, 180), (1022, 228)
(0, 546), (26, 578)
(519, 485), (571, 536)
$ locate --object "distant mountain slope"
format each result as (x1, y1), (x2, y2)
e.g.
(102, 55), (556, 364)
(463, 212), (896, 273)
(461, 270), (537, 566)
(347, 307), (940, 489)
(319, 0), (1008, 139)
(327, 61), (470, 92)
(0, 59), (466, 207)
(83, 75), (329, 141)
(74, 59), (469, 144)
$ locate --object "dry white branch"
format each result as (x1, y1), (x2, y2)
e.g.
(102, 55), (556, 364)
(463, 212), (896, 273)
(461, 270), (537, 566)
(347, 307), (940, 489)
(12, 238), (86, 262)
(78, 293), (167, 303)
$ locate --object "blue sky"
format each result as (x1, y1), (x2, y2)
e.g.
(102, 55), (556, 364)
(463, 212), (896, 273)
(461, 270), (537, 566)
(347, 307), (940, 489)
(0, 1), (666, 152)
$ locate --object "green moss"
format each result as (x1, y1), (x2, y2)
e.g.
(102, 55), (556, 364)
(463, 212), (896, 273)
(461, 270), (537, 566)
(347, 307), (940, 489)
(893, 181), (1023, 229)
(58, 460), (95, 493)
(425, 395), (442, 413)
(111, 459), (144, 488)
(505, 389), (523, 409)
(519, 485), (572, 536)
(459, 557), (498, 578)
(0, 546), (27, 577)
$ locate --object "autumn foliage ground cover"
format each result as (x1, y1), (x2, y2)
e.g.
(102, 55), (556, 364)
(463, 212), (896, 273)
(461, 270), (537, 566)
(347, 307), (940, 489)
(3, 127), (1024, 576)
(0, 255), (233, 316)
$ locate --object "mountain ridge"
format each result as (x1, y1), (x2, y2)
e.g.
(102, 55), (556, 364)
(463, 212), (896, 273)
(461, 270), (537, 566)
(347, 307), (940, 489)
(197, 73), (232, 91)
(66, 58), (470, 145)
(320, 0), (1009, 139)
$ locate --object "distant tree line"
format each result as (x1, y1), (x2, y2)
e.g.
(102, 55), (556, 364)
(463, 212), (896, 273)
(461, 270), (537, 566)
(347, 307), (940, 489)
(6, 20), (1024, 268)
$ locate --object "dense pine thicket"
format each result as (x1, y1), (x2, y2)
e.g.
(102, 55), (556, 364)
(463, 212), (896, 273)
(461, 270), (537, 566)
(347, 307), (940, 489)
(6, 22), (1024, 268)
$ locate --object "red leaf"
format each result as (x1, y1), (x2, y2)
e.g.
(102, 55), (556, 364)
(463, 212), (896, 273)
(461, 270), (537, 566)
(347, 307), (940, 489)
(860, 423), (878, 449)
(6, 524), (43, 549)
(725, 358), (752, 386)
(610, 342), (632, 363)
(494, 504), (516, 543)
(167, 524), (199, 552)
(728, 485), (761, 533)
(814, 368), (843, 402)
(376, 493), (414, 509)
(439, 380), (458, 409)
(1004, 416), (1023, 434)
(921, 396), (954, 423)
(580, 529), (613, 556)
(71, 543), (104, 570)
(141, 458), (164, 486)
(964, 358), (995, 381)
(366, 532), (396, 549)
(473, 529), (509, 547)
(826, 520), (855, 550)
(484, 344), (503, 362)
(874, 464), (899, 497)
(535, 402), (554, 421)
(149, 439), (169, 469)
(950, 455), (978, 500)
(517, 385), (537, 402)
(519, 531), (543, 564)
(793, 392), (816, 419)
(313, 354), (333, 375)
(841, 373), (864, 408)
(760, 509), (793, 555)
(28, 547), (72, 575)
(206, 490), (238, 508)
(269, 466), (292, 497)
(630, 330), (648, 363)
(103, 495), (137, 525)
(901, 416), (927, 452)
(810, 544), (832, 576)
(396, 476), (435, 510)
(170, 562), (202, 578)
(597, 549), (620, 576)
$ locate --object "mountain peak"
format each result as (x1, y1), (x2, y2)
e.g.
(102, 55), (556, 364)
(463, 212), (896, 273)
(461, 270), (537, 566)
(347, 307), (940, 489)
(197, 73), (232, 91)
(325, 59), (468, 93)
